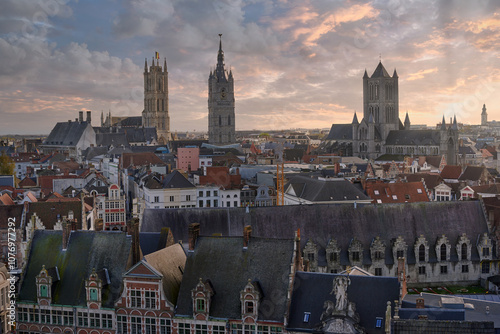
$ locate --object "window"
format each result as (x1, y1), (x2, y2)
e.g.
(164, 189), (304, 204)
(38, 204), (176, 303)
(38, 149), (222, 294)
(207, 200), (211, 207)
(144, 290), (156, 309)
(440, 244), (447, 261)
(307, 253), (315, 263)
(131, 316), (142, 334)
(417, 188), (422, 194)
(234, 201), (238, 207)
(214, 199), (219, 207)
(329, 252), (337, 262)
(418, 266), (426, 275)
(462, 264), (469, 273)
(374, 251), (383, 260)
(418, 245), (425, 262)
(482, 262), (490, 274)
(102, 313), (112, 328)
(206, 191), (211, 196)
(374, 190), (380, 195)
(199, 200), (203, 207)
(170, 196), (175, 202)
(396, 250), (404, 259)
(52, 310), (62, 325)
(214, 191), (218, 196)
(145, 318), (156, 334)
(89, 288), (98, 301)
(178, 322), (190, 334)
(196, 298), (205, 312)
(461, 243), (468, 260)
(41, 309), (50, 324)
(483, 247), (490, 257)
(392, 195), (398, 200)
(352, 251), (360, 261)
(77, 311), (88, 327)
(404, 194), (410, 200)
(377, 199), (382, 203)
(199, 191), (203, 197)
(196, 324), (208, 334)
(232, 324), (242, 334)
(440, 265), (448, 274)
(118, 315), (128, 334)
(130, 289), (141, 308)
(213, 325), (225, 334)
(245, 301), (254, 314)
(89, 312), (100, 328)
(160, 319), (172, 334)
(154, 196), (159, 203)
(227, 201), (230, 207)
(186, 195), (191, 201)
(375, 268), (382, 276)
(40, 285), (48, 297)
(375, 317), (383, 328)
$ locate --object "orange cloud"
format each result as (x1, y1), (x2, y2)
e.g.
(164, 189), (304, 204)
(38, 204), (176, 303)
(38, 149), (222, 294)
(406, 68), (438, 81)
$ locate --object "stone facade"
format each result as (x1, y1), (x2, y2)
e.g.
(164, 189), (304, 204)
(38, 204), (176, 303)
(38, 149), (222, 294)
(208, 35), (235, 145)
(142, 53), (170, 145)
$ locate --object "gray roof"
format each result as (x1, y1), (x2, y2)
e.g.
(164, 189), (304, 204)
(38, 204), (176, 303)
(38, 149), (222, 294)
(44, 121), (93, 146)
(124, 127), (157, 143)
(142, 201), (491, 266)
(176, 236), (294, 321)
(18, 230), (131, 307)
(285, 176), (370, 202)
(288, 272), (400, 333)
(325, 124), (353, 141)
(83, 146), (108, 161)
(371, 62), (391, 78)
(385, 130), (441, 146)
(96, 132), (129, 148)
(118, 116), (142, 127)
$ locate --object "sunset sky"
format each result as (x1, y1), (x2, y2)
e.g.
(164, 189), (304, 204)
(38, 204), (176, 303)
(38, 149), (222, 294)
(0, 0), (499, 135)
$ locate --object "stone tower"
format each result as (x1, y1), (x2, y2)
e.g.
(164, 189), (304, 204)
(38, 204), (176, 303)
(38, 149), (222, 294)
(142, 53), (170, 145)
(481, 104), (488, 126)
(208, 34), (235, 145)
(363, 61), (399, 141)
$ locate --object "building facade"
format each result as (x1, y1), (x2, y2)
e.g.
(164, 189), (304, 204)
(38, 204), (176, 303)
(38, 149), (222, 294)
(208, 35), (235, 145)
(142, 53), (171, 145)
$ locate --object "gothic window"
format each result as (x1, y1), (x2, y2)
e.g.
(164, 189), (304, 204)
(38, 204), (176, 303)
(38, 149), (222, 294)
(375, 84), (379, 99)
(419, 245), (425, 262)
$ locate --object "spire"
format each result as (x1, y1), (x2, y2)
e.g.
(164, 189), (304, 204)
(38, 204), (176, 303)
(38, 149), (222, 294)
(363, 69), (368, 79)
(101, 111), (104, 127)
(371, 61), (390, 78)
(164, 58), (167, 72)
(452, 114), (458, 130)
(482, 104), (487, 115)
(404, 112), (410, 130)
(393, 68), (398, 78)
(441, 115), (446, 131)
(216, 33), (227, 82)
(352, 112), (359, 125)
(144, 58), (148, 72)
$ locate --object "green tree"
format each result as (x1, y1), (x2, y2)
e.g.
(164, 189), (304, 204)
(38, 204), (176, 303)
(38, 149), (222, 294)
(0, 152), (14, 175)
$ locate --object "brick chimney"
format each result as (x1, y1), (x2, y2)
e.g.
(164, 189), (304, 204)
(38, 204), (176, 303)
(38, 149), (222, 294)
(62, 219), (72, 251)
(397, 257), (407, 300)
(86, 110), (91, 123)
(416, 298), (425, 309)
(127, 218), (141, 265)
(294, 229), (304, 271)
(79, 111), (84, 122)
(188, 223), (200, 251)
(243, 225), (252, 248)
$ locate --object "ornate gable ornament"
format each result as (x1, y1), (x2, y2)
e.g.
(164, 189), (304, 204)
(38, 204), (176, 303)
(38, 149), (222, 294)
(317, 276), (365, 334)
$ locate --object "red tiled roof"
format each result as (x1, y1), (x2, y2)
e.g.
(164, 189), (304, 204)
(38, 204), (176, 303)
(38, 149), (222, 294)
(0, 193), (14, 205)
(121, 152), (164, 168)
(365, 181), (429, 204)
(440, 165), (462, 179)
(19, 177), (36, 188)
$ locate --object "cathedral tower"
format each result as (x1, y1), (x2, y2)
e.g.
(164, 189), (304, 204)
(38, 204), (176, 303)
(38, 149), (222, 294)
(142, 53), (170, 144)
(362, 61), (399, 141)
(481, 104), (488, 126)
(208, 34), (235, 145)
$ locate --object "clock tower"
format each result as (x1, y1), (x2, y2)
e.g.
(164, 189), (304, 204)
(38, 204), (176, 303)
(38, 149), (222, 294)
(208, 34), (235, 145)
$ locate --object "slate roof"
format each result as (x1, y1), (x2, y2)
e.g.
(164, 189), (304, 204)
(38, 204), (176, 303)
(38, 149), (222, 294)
(44, 121), (92, 146)
(285, 176), (370, 202)
(287, 272), (399, 334)
(83, 146), (108, 161)
(385, 130), (441, 146)
(459, 146), (476, 155)
(142, 201), (490, 266)
(459, 166), (489, 182)
(371, 62), (391, 78)
(118, 116), (142, 127)
(176, 236), (294, 321)
(440, 165), (462, 179)
(25, 201), (83, 230)
(123, 127), (157, 144)
(96, 132), (129, 148)
(18, 230), (131, 308)
(325, 124), (353, 141)
(144, 243), (186, 305)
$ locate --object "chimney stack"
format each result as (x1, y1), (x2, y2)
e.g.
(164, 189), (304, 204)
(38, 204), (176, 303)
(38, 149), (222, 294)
(62, 219), (72, 251)
(397, 257), (407, 300)
(127, 218), (141, 265)
(86, 111), (91, 123)
(243, 225), (252, 248)
(294, 229), (304, 271)
(188, 223), (200, 251)
(79, 111), (84, 122)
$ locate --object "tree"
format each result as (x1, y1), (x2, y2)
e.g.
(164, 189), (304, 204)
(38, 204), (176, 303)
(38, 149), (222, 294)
(0, 152), (14, 175)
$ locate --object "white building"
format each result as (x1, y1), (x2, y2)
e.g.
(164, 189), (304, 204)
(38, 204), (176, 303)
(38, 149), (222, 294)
(143, 171), (197, 209)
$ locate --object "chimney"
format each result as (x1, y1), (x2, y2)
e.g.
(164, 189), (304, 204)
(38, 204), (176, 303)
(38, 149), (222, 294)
(416, 298), (425, 309)
(62, 219), (72, 251)
(294, 229), (304, 271)
(397, 257), (407, 300)
(79, 111), (84, 122)
(86, 111), (91, 123)
(243, 225), (252, 248)
(127, 218), (141, 265)
(188, 223), (200, 251)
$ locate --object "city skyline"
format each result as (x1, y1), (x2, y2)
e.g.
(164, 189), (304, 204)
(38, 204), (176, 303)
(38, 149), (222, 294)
(0, 0), (499, 135)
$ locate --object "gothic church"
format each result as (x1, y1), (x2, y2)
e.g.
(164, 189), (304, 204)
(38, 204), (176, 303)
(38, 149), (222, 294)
(326, 61), (458, 164)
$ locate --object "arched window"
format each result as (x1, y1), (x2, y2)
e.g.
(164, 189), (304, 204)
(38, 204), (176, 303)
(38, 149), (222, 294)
(440, 244), (447, 261)
(461, 243), (468, 260)
(419, 244), (425, 262)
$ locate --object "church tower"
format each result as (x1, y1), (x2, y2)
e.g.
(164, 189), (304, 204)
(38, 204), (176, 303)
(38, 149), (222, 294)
(481, 104), (488, 126)
(363, 61), (399, 141)
(208, 34), (235, 145)
(142, 53), (170, 144)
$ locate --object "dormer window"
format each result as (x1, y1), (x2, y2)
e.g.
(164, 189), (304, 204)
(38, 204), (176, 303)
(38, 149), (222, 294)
(240, 280), (261, 320)
(196, 298), (206, 312)
(245, 301), (254, 314)
(40, 285), (48, 297)
(89, 288), (98, 301)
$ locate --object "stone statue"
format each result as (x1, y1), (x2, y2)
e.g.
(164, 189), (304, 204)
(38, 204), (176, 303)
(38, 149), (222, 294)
(330, 276), (351, 311)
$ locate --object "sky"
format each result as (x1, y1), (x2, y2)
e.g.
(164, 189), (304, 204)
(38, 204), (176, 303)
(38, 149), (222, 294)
(0, 0), (499, 135)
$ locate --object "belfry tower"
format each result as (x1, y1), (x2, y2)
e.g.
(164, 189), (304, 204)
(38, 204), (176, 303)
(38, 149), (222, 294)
(142, 52), (171, 144)
(208, 34), (235, 145)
